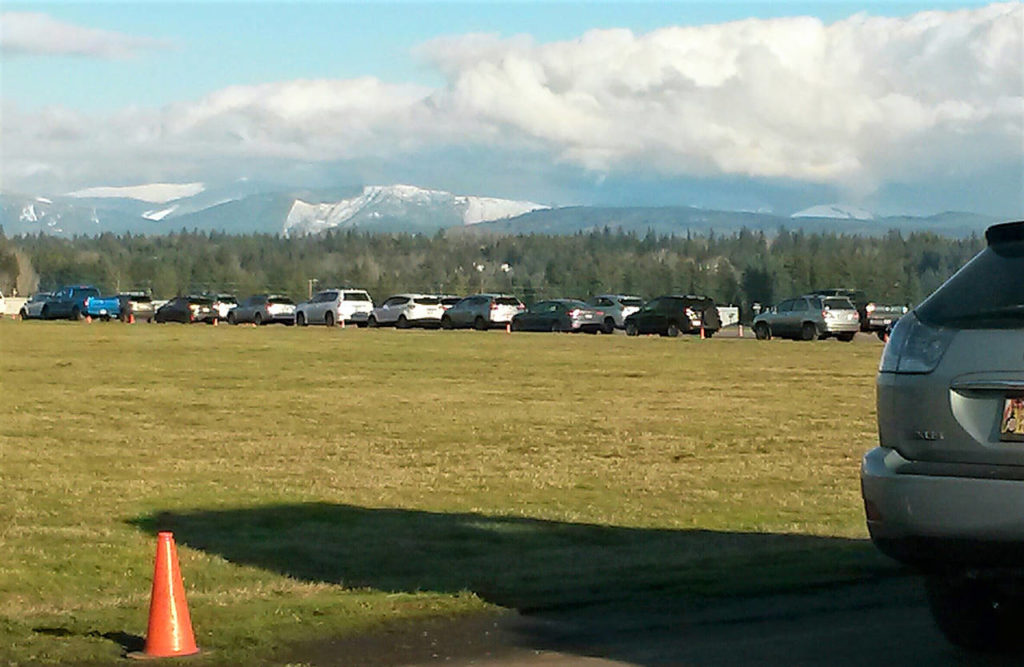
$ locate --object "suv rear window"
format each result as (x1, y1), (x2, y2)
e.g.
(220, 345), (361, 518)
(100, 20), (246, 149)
(824, 297), (855, 310)
(620, 297), (643, 307)
(917, 242), (1024, 329)
(269, 297), (294, 305)
(414, 297), (440, 305)
(344, 292), (371, 301)
(494, 297), (520, 306)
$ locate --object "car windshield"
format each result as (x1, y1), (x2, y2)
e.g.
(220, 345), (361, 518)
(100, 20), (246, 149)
(344, 292), (371, 301)
(494, 297), (520, 306)
(917, 242), (1024, 329)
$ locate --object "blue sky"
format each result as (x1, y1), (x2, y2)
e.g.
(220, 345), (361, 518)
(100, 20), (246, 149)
(2, 1), (1021, 217)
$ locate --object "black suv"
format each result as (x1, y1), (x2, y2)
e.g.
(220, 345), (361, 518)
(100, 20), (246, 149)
(624, 294), (721, 337)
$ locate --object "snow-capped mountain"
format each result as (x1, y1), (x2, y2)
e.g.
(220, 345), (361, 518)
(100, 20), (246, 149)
(284, 185), (549, 236)
(791, 204), (875, 220)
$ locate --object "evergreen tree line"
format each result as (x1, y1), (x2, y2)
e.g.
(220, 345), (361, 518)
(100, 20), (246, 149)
(0, 227), (983, 318)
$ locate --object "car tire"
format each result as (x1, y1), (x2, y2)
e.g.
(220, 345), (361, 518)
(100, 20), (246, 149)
(625, 322), (639, 337)
(800, 322), (816, 341)
(441, 315), (453, 330)
(926, 574), (1024, 652)
(877, 330), (888, 342)
(227, 311), (237, 325)
(754, 323), (771, 340)
(18, 309), (27, 320)
(838, 332), (855, 342)
(666, 322), (681, 338)
(474, 316), (487, 331)
(296, 312), (307, 327)
(72, 307), (83, 321)
(325, 311), (335, 327)
(510, 319), (521, 332)
(367, 315), (378, 328)
(41, 306), (50, 320)
(254, 312), (263, 326)
(397, 315), (409, 329)
(602, 318), (615, 334)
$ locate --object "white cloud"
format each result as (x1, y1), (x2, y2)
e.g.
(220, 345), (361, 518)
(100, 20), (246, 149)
(2, 3), (1021, 211)
(0, 12), (170, 58)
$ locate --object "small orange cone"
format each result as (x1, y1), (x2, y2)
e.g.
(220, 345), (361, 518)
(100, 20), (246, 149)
(130, 532), (199, 659)
(699, 323), (705, 339)
(339, 317), (345, 329)
(129, 314), (136, 324)
(506, 322), (511, 334)
(85, 315), (93, 324)
(738, 323), (743, 338)
(212, 317), (218, 327)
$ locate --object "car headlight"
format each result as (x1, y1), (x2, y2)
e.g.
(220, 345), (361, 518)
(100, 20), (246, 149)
(879, 311), (955, 374)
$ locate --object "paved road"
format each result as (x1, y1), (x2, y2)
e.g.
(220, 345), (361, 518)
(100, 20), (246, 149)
(284, 576), (1022, 666)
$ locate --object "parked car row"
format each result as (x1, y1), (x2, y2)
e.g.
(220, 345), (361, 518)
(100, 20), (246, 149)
(13, 284), (901, 341)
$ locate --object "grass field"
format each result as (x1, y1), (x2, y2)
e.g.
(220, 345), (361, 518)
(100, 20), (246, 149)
(0, 321), (896, 663)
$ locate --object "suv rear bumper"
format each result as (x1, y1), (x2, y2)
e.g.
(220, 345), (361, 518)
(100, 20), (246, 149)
(862, 446), (1024, 566)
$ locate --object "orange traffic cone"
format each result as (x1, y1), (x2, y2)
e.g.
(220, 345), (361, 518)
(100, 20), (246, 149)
(699, 323), (705, 339)
(506, 322), (511, 334)
(85, 315), (93, 324)
(130, 532), (199, 659)
(339, 317), (345, 329)
(212, 317), (218, 327)
(129, 314), (136, 324)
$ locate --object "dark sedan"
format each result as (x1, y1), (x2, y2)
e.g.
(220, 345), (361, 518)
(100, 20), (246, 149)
(154, 296), (217, 323)
(510, 299), (606, 333)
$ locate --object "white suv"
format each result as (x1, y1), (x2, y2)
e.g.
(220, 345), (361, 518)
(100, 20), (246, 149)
(295, 288), (374, 327)
(368, 294), (444, 328)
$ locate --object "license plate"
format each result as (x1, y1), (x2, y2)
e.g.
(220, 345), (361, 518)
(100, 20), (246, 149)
(1000, 397), (1024, 441)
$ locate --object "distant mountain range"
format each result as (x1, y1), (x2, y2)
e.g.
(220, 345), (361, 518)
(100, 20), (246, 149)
(0, 182), (1000, 239)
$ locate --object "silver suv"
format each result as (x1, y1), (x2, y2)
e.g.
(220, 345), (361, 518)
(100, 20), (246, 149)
(861, 219), (1024, 650)
(295, 288), (374, 327)
(752, 295), (860, 341)
(440, 293), (524, 330)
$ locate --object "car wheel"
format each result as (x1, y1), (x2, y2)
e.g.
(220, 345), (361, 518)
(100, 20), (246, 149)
(926, 573), (1024, 651)
(397, 315), (409, 329)
(474, 316), (487, 331)
(800, 322), (816, 341)
(227, 311), (237, 325)
(601, 317), (615, 334)
(838, 332), (855, 342)
(254, 312), (263, 326)
(296, 312), (307, 327)
(625, 322), (639, 337)
(72, 307), (83, 321)
(877, 330), (888, 342)
(18, 309), (27, 320)
(367, 315), (378, 328)
(510, 319), (521, 332)
(550, 321), (562, 333)
(441, 315), (453, 330)
(325, 311), (335, 327)
(41, 306), (50, 320)
(666, 322), (681, 338)
(754, 323), (770, 340)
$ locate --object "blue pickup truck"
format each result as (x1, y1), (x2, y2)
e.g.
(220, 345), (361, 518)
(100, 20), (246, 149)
(41, 285), (122, 321)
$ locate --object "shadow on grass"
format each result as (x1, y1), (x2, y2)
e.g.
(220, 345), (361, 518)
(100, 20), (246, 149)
(129, 503), (900, 664)
(131, 503), (891, 611)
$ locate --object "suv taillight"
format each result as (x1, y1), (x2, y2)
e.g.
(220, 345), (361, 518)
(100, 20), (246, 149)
(878, 311), (955, 374)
